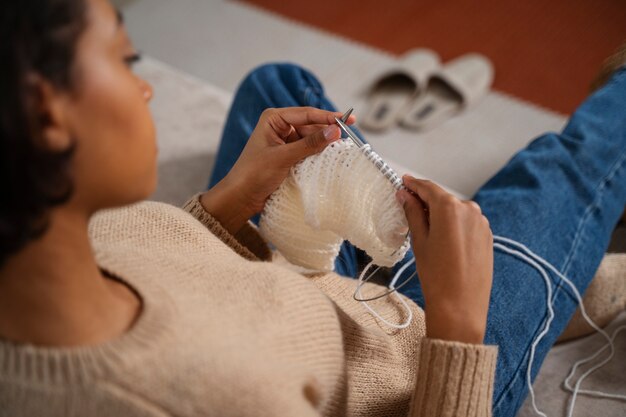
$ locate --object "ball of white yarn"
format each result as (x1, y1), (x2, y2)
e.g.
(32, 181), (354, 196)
(259, 140), (411, 272)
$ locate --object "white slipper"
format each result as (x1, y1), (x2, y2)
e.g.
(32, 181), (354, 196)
(361, 49), (440, 132)
(400, 53), (494, 131)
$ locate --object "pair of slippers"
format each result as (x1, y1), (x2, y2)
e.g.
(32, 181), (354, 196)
(361, 49), (494, 132)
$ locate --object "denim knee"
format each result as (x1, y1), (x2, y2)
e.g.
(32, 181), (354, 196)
(240, 62), (326, 108)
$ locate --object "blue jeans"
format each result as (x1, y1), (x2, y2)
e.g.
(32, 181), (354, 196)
(208, 63), (626, 417)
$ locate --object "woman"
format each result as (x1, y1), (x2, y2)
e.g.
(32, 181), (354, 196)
(1, 0), (624, 416)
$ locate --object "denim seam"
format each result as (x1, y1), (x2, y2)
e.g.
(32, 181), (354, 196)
(560, 146), (626, 277)
(494, 147), (626, 411)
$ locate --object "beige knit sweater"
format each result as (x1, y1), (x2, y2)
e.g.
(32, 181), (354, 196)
(0, 194), (497, 417)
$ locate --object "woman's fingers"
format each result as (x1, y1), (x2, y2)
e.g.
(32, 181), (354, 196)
(280, 124), (341, 165)
(283, 125), (300, 144)
(263, 107), (356, 134)
(464, 200), (483, 214)
(275, 106), (356, 126)
(396, 189), (429, 244)
(286, 123), (341, 145)
(401, 175), (448, 207)
(291, 124), (329, 141)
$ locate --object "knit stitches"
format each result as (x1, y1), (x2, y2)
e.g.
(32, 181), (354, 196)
(260, 140), (411, 271)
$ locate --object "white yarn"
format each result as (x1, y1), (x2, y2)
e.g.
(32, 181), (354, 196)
(260, 139), (410, 272)
(259, 175), (343, 271)
(355, 260), (414, 329)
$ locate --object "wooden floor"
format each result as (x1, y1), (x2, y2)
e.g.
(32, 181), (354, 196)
(242, 0), (626, 115)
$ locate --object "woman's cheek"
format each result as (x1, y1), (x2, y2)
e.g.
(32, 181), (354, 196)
(111, 86), (158, 199)
(71, 68), (158, 205)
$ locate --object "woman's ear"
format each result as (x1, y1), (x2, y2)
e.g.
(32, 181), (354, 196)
(27, 74), (74, 152)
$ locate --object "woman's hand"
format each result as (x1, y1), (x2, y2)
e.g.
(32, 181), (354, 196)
(396, 176), (494, 344)
(200, 107), (355, 235)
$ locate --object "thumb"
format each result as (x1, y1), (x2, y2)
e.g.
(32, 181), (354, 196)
(396, 189), (429, 245)
(281, 124), (340, 164)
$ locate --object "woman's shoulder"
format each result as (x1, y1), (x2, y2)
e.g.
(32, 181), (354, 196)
(88, 199), (236, 271)
(89, 199), (209, 244)
(90, 199), (196, 229)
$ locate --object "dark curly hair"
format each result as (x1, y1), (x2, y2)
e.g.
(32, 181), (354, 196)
(0, 0), (87, 268)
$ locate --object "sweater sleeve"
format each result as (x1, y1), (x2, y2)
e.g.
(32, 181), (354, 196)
(410, 338), (498, 417)
(181, 193), (272, 262)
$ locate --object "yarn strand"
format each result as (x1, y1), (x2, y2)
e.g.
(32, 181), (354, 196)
(355, 260), (414, 329)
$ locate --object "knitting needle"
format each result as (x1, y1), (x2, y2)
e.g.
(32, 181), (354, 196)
(340, 107), (353, 123)
(334, 114), (365, 148)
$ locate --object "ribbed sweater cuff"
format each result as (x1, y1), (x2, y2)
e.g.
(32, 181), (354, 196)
(182, 193), (272, 261)
(411, 338), (498, 417)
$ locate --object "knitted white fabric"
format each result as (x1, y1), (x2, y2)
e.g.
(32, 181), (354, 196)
(260, 140), (411, 271)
